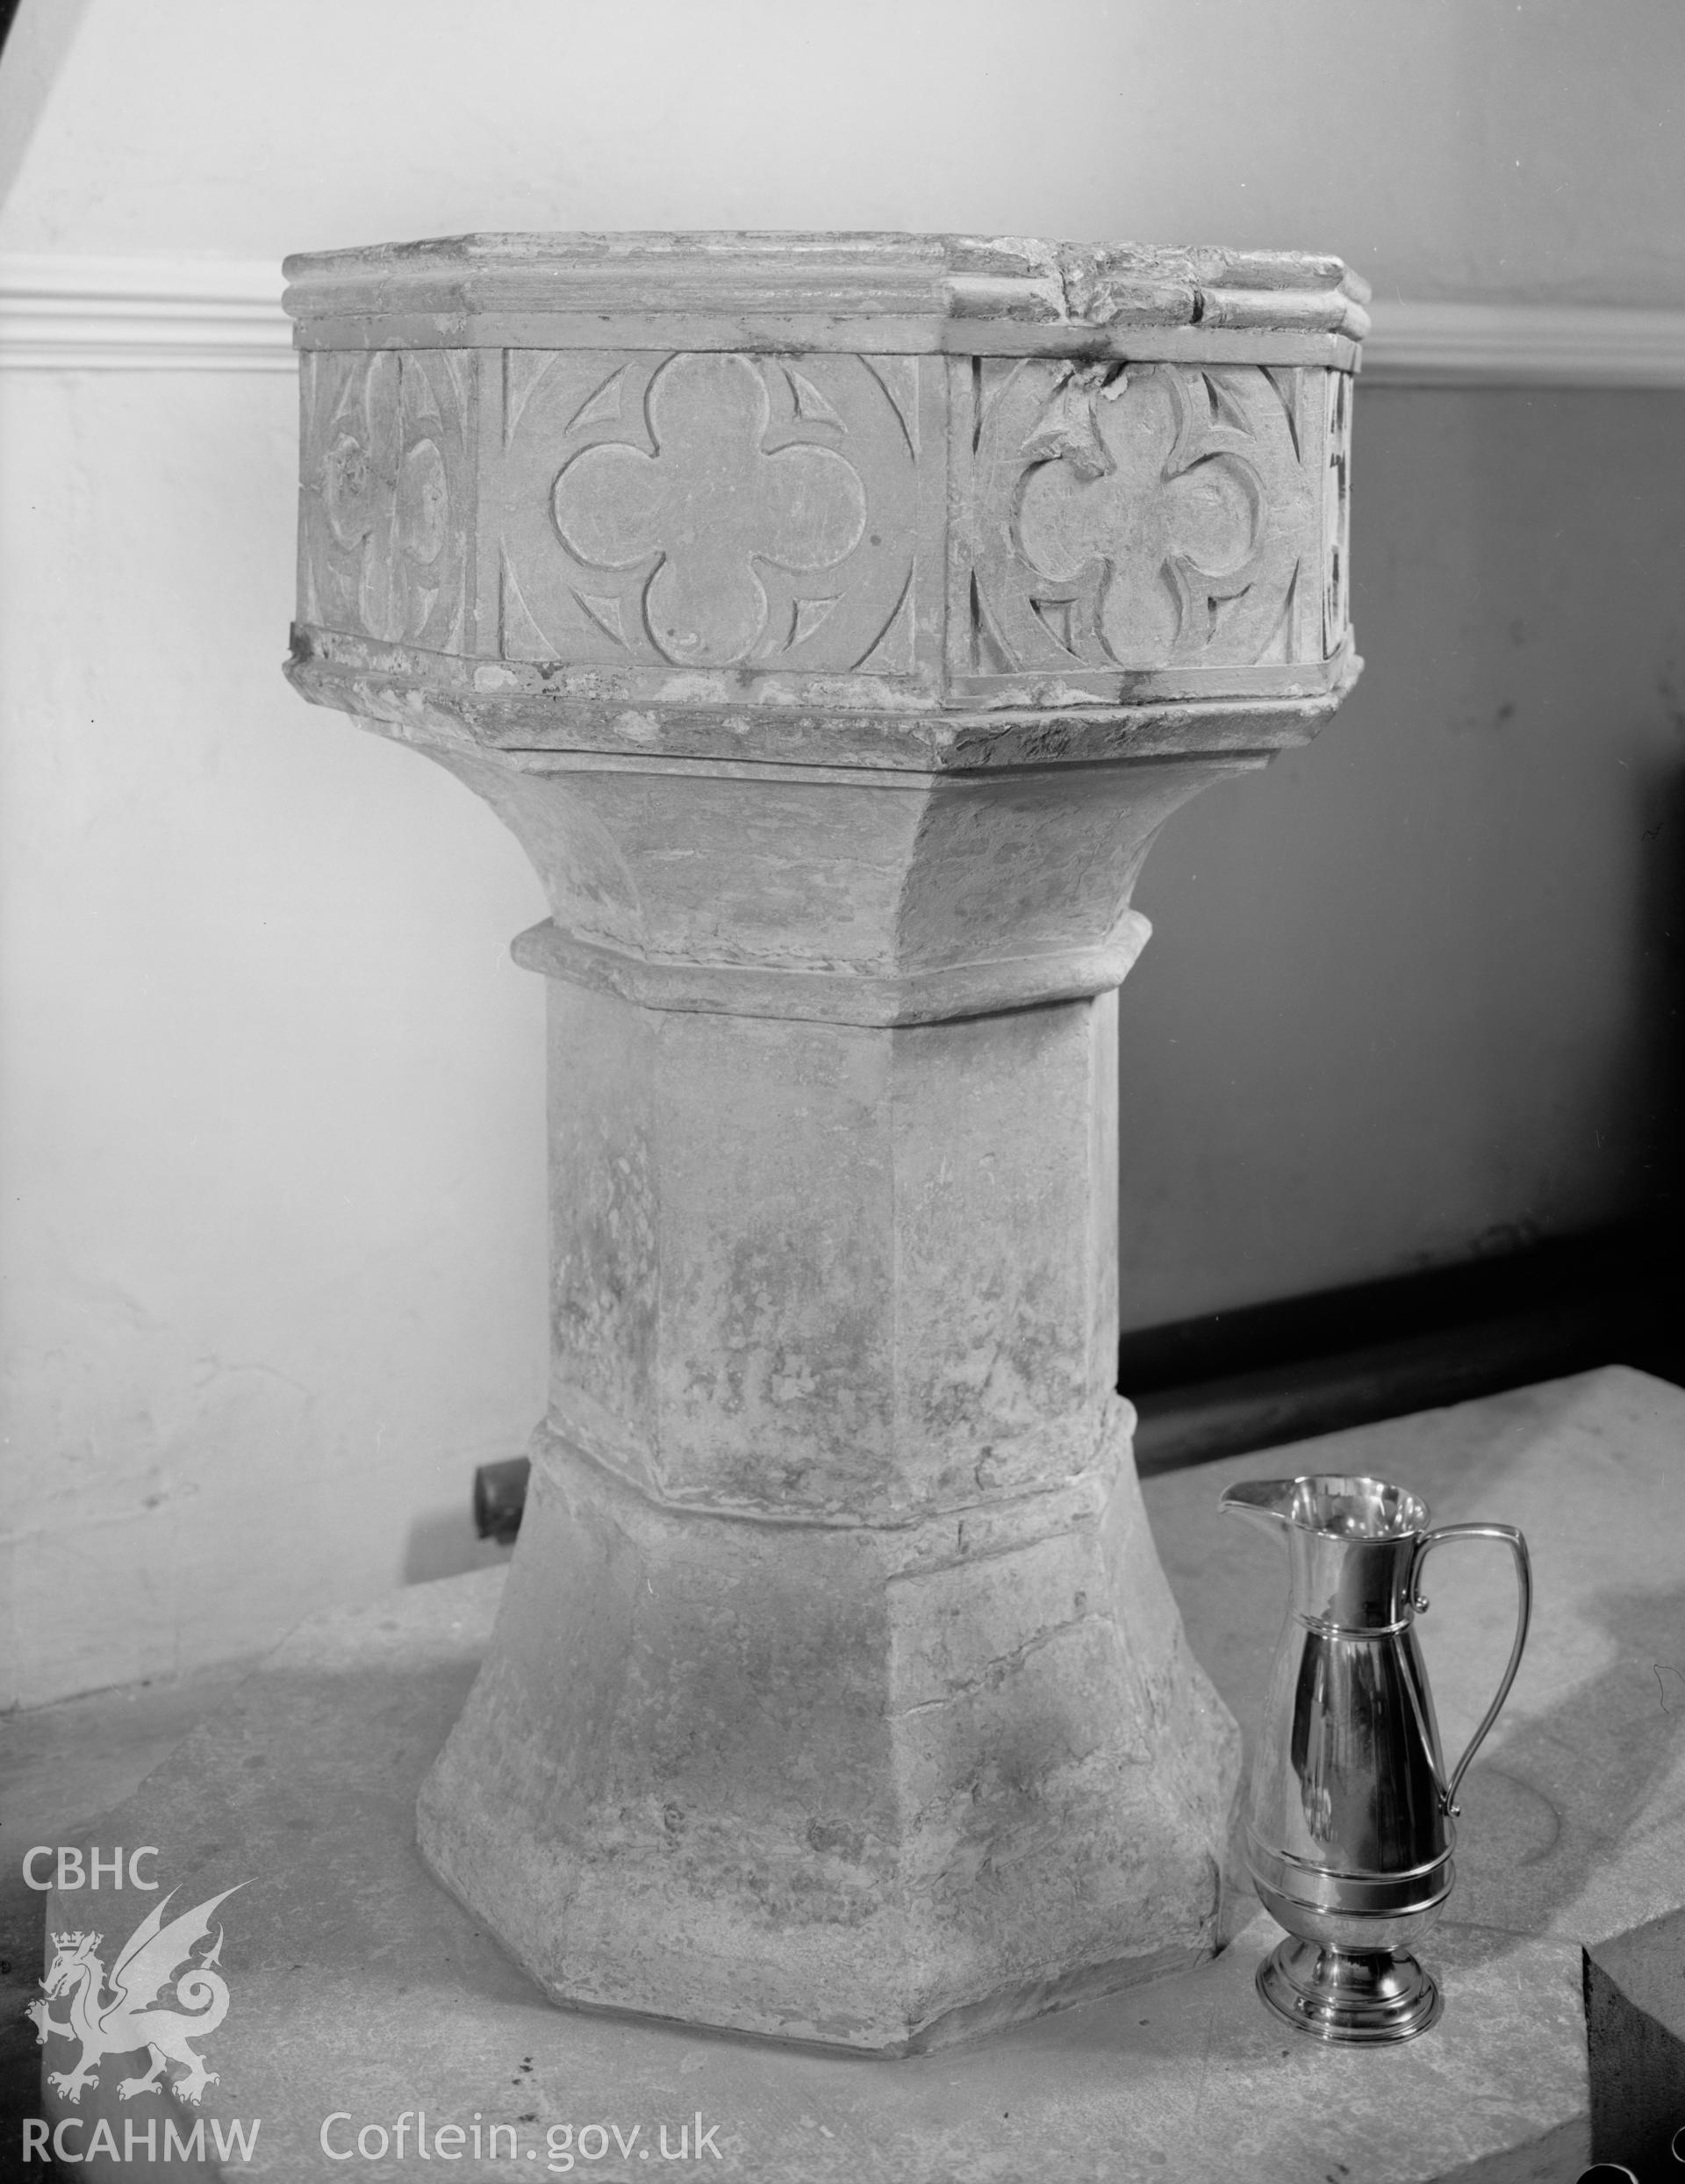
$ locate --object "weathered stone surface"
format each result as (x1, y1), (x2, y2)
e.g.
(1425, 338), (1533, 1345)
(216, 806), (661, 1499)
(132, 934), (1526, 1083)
(281, 230), (1367, 2044)
(43, 1370), (1685, 2180)
(418, 981), (1238, 2048)
(419, 1414), (1236, 2050)
(283, 231), (1366, 750)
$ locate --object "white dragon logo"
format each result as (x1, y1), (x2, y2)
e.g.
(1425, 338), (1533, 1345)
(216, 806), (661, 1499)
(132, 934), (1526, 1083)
(27, 1885), (244, 2108)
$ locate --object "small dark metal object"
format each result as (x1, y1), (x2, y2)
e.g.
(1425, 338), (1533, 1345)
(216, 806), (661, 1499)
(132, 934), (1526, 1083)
(473, 1456), (531, 1545)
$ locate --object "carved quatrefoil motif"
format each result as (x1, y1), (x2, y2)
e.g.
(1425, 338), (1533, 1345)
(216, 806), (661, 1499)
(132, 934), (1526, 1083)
(550, 354), (869, 668)
(968, 360), (1315, 676)
(1017, 365), (1266, 666)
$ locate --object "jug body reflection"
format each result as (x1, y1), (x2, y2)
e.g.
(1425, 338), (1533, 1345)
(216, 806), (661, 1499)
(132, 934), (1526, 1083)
(1223, 1474), (1531, 2043)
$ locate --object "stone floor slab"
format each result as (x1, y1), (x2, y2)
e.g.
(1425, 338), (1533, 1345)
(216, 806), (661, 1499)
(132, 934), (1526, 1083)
(1144, 1365), (1685, 1958)
(32, 1571), (1590, 2184)
(25, 1365), (1685, 2180)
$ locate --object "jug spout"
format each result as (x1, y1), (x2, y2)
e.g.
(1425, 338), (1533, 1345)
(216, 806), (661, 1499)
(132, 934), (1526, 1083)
(1219, 1479), (1296, 1541)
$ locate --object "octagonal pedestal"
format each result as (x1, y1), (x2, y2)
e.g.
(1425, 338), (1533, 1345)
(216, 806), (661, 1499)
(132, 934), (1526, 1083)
(282, 230), (1368, 2050)
(419, 982), (1236, 2050)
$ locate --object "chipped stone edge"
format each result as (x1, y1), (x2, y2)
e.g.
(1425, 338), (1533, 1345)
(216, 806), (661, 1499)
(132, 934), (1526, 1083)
(279, 232), (1370, 344)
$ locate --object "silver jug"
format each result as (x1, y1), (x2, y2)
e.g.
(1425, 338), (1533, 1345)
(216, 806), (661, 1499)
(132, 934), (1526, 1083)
(1221, 1472), (1531, 2043)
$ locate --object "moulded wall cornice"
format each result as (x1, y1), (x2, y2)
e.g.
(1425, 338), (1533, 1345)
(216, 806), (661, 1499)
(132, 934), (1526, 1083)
(1, 255), (1683, 387)
(0, 255), (291, 370)
(1361, 298), (1685, 388)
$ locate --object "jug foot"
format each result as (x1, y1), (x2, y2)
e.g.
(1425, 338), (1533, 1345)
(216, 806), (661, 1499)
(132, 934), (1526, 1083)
(1257, 1937), (1443, 2044)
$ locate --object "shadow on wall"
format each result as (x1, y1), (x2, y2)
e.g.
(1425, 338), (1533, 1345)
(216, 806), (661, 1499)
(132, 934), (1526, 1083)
(1635, 732), (1685, 1213)
(1116, 386), (1685, 1333)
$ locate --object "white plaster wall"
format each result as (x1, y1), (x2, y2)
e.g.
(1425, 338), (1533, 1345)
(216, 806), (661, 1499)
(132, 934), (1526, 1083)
(0, 365), (549, 1706)
(1118, 387), (1685, 1323)
(4, 0), (1683, 304)
(3, 0), (1681, 1704)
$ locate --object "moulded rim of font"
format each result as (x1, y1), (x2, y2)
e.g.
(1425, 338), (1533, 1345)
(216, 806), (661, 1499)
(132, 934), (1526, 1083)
(281, 230), (1371, 358)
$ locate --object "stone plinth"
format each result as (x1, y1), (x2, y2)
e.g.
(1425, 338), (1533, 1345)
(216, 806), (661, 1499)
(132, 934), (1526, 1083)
(281, 232), (1369, 2049)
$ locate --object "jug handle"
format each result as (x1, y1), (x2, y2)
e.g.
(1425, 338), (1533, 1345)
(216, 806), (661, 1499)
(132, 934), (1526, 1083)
(1409, 1523), (1532, 1816)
